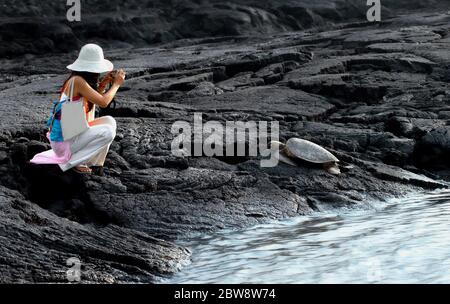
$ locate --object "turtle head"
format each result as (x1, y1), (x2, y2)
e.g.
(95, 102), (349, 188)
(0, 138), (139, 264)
(270, 141), (285, 151)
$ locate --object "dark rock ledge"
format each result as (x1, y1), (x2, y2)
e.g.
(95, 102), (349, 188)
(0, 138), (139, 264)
(1, 9), (450, 283)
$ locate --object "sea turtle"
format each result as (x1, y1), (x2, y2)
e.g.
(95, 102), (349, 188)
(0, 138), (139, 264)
(270, 139), (342, 175)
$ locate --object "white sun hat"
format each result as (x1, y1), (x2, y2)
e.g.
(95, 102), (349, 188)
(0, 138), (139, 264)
(67, 44), (114, 74)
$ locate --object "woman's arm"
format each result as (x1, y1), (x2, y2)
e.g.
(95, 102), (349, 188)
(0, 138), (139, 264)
(75, 69), (126, 108)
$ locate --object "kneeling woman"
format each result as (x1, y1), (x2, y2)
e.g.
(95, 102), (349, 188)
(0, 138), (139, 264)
(31, 44), (126, 174)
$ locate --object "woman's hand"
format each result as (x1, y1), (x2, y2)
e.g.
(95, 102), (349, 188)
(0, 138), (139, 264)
(98, 71), (115, 93)
(113, 69), (126, 86)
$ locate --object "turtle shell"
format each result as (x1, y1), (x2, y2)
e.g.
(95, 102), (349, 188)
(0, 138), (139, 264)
(285, 138), (339, 164)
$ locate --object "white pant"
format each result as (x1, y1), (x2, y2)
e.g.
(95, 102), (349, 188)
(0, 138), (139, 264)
(59, 116), (116, 172)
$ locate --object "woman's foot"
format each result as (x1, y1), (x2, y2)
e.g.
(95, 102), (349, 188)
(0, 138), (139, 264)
(73, 165), (92, 174)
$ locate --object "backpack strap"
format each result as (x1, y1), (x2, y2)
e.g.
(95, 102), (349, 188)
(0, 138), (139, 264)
(69, 77), (75, 102)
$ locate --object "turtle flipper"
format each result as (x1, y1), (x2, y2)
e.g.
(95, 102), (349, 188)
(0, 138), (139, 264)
(324, 163), (341, 175)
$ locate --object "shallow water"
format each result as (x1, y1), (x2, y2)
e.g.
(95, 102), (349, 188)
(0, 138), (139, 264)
(168, 190), (450, 284)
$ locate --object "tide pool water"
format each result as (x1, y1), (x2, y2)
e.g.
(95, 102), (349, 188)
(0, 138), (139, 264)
(169, 190), (450, 284)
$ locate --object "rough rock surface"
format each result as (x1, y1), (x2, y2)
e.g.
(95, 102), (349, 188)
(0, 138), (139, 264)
(0, 0), (449, 57)
(0, 185), (190, 283)
(1, 1), (450, 283)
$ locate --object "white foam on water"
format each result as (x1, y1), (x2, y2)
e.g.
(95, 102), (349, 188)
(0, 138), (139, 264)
(165, 189), (450, 284)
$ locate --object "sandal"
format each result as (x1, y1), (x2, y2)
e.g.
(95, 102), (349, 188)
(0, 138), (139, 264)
(73, 165), (92, 174)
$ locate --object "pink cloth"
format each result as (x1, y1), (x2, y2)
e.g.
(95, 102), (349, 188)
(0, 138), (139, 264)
(30, 132), (72, 165)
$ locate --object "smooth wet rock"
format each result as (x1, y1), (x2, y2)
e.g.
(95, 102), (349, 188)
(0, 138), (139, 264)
(366, 163), (446, 189)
